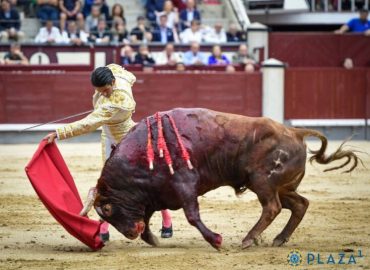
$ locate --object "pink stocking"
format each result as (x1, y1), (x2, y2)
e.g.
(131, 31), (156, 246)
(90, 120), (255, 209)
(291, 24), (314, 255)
(161, 209), (172, 228)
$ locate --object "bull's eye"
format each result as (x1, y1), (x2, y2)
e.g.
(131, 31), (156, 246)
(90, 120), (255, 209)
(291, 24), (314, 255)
(102, 204), (112, 217)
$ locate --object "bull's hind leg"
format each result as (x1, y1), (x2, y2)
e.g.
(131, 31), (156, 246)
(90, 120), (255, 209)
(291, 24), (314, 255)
(242, 177), (282, 249)
(272, 191), (309, 247)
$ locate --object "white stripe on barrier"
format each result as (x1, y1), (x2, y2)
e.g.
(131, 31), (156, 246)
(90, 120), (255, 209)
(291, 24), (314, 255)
(289, 119), (370, 127)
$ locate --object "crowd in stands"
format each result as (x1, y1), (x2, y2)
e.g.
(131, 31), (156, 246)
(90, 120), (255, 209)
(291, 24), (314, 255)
(311, 0), (367, 11)
(1, 0), (369, 70)
(0, 0), (256, 71)
(0, 0), (247, 44)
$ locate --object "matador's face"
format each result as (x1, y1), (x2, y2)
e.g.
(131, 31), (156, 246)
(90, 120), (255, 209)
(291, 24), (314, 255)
(96, 79), (116, 98)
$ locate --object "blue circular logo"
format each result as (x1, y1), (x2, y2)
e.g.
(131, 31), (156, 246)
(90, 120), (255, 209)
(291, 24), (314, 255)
(287, 250), (302, 266)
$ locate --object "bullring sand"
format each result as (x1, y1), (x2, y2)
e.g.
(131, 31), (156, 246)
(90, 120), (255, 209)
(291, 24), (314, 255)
(0, 141), (369, 269)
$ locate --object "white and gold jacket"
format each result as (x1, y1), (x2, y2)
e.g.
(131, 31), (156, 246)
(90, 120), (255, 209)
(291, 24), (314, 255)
(56, 64), (137, 160)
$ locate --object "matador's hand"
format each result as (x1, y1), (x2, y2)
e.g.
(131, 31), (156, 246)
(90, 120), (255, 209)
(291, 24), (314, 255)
(44, 132), (57, 144)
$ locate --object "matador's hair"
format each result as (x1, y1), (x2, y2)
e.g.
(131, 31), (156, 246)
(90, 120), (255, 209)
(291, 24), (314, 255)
(91, 66), (115, 87)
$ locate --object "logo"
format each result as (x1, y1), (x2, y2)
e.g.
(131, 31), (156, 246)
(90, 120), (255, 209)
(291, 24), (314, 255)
(287, 249), (364, 267)
(287, 250), (302, 266)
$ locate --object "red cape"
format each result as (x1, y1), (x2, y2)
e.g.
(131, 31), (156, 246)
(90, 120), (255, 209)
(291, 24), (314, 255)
(25, 140), (104, 250)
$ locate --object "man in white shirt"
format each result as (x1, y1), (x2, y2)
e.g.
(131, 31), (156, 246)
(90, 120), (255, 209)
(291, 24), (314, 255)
(204, 23), (227, 44)
(34, 20), (62, 44)
(61, 20), (88, 45)
(155, 43), (182, 65)
(179, 19), (203, 44)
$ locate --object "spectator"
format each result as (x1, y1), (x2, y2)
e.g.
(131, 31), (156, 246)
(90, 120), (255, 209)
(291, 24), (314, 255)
(155, 43), (181, 65)
(0, 0), (24, 42)
(120, 44), (135, 65)
(204, 23), (227, 44)
(208, 45), (230, 65)
(225, 64), (235, 73)
(226, 23), (246, 42)
(314, 0), (336, 11)
(34, 19), (62, 43)
(343, 57), (354, 69)
(110, 3), (126, 27)
(156, 0), (179, 30)
(1, 42), (28, 65)
(232, 44), (256, 73)
(334, 8), (370, 35)
(61, 20), (88, 45)
(179, 19), (203, 44)
(134, 44), (155, 65)
(36, 0), (60, 25)
(145, 0), (164, 23)
(112, 18), (129, 43)
(84, 4), (105, 33)
(182, 41), (207, 65)
(59, 0), (84, 32)
(152, 14), (175, 43)
(82, 0), (109, 19)
(88, 18), (111, 44)
(179, 0), (201, 31)
(130, 15), (152, 43)
(176, 61), (186, 72)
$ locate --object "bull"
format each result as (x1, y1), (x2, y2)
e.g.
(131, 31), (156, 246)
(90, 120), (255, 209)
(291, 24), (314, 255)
(88, 108), (359, 249)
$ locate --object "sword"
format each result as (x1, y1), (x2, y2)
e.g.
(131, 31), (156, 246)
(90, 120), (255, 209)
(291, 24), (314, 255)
(20, 110), (93, 132)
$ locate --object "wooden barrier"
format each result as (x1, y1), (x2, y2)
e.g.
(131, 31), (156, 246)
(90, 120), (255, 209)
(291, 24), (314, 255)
(269, 33), (370, 67)
(1, 67), (369, 124)
(0, 72), (262, 124)
(285, 68), (370, 119)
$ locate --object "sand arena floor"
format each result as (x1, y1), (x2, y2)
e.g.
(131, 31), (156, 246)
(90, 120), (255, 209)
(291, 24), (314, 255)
(0, 141), (369, 270)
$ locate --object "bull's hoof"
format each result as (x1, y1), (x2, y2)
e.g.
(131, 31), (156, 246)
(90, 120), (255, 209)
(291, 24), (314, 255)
(253, 235), (264, 246)
(214, 234), (223, 249)
(209, 233), (223, 250)
(272, 237), (288, 247)
(242, 238), (254, 249)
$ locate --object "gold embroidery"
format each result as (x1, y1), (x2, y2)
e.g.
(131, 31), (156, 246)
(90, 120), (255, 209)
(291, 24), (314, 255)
(56, 64), (137, 159)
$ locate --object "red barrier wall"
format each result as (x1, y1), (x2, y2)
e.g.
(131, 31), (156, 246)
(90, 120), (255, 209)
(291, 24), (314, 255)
(0, 72), (262, 124)
(285, 68), (370, 119)
(269, 33), (370, 67)
(1, 68), (368, 124)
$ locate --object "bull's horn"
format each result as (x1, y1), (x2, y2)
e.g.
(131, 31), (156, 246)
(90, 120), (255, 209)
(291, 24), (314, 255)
(79, 187), (97, 216)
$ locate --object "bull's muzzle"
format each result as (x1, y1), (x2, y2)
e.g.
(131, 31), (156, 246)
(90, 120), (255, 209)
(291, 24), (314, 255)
(123, 221), (145, 240)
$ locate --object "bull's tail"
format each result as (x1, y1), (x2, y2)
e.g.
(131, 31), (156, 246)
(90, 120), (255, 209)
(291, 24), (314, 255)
(294, 128), (360, 173)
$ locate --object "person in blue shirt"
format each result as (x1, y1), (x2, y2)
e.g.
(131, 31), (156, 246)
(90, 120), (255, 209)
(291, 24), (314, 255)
(179, 0), (201, 31)
(335, 8), (370, 35)
(182, 41), (207, 66)
(151, 14), (175, 43)
(208, 45), (230, 66)
(0, 0), (24, 42)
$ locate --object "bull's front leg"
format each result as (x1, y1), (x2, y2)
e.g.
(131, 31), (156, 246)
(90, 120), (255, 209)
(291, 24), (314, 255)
(173, 172), (222, 250)
(183, 199), (223, 250)
(140, 209), (159, 247)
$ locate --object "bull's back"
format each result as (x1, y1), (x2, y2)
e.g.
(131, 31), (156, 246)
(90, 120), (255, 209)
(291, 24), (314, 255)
(118, 108), (307, 186)
(166, 109), (303, 188)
